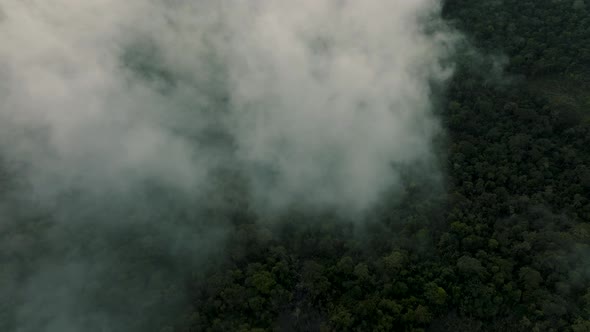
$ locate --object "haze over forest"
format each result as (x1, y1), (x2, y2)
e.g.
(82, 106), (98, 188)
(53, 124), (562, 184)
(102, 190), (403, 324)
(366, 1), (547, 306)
(0, 0), (589, 331)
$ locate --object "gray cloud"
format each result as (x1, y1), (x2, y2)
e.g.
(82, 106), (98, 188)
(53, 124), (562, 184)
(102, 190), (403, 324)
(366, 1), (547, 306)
(0, 0), (459, 331)
(0, 0), (457, 212)
(222, 0), (457, 214)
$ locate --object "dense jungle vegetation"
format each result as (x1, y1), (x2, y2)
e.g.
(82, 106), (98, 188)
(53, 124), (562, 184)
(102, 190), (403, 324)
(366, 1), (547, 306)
(1, 1), (589, 331)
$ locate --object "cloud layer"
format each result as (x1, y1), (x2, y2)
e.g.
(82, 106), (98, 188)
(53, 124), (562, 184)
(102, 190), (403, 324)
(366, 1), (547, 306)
(0, 1), (458, 331)
(0, 0), (456, 213)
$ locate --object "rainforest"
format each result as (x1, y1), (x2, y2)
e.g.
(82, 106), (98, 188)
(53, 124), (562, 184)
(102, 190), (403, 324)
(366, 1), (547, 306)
(0, 0), (589, 331)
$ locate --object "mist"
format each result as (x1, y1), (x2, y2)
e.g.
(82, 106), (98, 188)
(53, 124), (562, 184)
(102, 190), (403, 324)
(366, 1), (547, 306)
(0, 1), (458, 331)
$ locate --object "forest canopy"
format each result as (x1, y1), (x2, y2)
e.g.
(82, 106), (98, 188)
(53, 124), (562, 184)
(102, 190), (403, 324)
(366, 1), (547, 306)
(0, 0), (589, 332)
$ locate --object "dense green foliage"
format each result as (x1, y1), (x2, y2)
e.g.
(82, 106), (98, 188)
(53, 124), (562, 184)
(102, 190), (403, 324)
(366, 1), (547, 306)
(446, 0), (590, 77)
